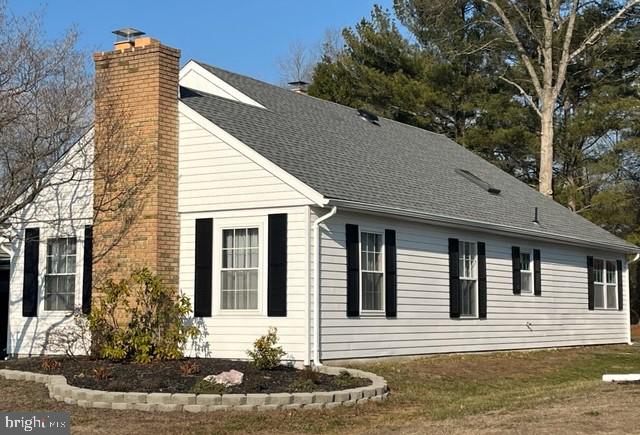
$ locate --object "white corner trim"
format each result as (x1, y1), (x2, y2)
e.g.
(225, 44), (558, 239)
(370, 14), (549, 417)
(179, 60), (266, 109)
(179, 101), (328, 207)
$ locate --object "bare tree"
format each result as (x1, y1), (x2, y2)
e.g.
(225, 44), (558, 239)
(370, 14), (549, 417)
(0, 1), (92, 224)
(479, 0), (640, 197)
(277, 29), (344, 85)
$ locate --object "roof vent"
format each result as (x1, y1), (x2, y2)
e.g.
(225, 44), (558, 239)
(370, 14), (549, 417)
(358, 108), (380, 125)
(533, 207), (540, 225)
(287, 80), (309, 94)
(455, 169), (501, 195)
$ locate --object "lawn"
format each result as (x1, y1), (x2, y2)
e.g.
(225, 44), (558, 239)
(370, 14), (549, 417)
(2, 344), (640, 434)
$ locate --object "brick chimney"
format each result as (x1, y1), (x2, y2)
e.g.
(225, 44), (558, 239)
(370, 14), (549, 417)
(92, 30), (180, 290)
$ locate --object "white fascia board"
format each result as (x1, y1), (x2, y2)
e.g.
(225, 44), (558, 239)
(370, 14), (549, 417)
(179, 60), (266, 109)
(329, 199), (640, 255)
(179, 101), (328, 207)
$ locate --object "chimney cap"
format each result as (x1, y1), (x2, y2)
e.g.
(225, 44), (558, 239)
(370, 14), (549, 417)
(112, 28), (145, 41)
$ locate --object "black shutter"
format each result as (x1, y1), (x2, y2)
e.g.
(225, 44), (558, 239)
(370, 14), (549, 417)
(478, 242), (487, 319)
(194, 219), (213, 317)
(346, 224), (360, 317)
(533, 249), (542, 296)
(81, 225), (93, 315)
(385, 229), (397, 318)
(448, 238), (460, 318)
(512, 246), (521, 295)
(22, 228), (39, 317)
(587, 256), (594, 310)
(617, 260), (624, 311)
(268, 214), (288, 317)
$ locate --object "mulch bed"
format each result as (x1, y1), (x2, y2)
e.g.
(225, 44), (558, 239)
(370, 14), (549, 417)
(0, 357), (370, 394)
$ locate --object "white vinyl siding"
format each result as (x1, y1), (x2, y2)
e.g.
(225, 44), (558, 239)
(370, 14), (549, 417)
(5, 135), (93, 356)
(178, 112), (312, 213)
(315, 209), (629, 360)
(594, 259), (618, 310)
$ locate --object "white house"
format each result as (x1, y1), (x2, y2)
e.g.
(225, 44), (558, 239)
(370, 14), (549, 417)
(1, 33), (637, 365)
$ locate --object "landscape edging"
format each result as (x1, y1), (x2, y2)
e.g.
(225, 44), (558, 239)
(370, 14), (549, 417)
(0, 366), (388, 412)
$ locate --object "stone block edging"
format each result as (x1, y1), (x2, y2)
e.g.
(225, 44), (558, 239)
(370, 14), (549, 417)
(0, 366), (388, 413)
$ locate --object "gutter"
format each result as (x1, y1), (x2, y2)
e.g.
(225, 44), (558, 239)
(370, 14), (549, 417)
(312, 206), (337, 367)
(328, 199), (640, 254)
(626, 254), (640, 345)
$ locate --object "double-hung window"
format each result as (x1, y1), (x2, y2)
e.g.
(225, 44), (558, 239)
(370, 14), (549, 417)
(45, 238), (77, 311)
(360, 231), (384, 312)
(459, 241), (478, 317)
(594, 259), (617, 310)
(221, 228), (259, 310)
(520, 251), (533, 294)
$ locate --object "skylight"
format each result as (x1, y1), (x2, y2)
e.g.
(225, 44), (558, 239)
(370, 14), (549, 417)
(455, 169), (501, 195)
(357, 108), (380, 125)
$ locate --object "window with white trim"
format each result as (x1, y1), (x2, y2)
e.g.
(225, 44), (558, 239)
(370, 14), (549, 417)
(594, 259), (617, 310)
(459, 241), (477, 317)
(221, 228), (259, 310)
(45, 238), (77, 311)
(520, 251), (533, 294)
(360, 231), (384, 312)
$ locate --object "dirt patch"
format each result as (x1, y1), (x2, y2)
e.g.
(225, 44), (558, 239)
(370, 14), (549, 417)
(631, 324), (640, 341)
(0, 357), (370, 394)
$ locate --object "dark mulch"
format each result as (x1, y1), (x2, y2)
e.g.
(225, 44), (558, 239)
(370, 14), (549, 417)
(0, 357), (370, 394)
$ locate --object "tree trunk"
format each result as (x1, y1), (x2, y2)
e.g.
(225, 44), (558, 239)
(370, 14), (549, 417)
(539, 104), (554, 197)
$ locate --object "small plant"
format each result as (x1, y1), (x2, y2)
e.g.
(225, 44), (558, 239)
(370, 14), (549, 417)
(247, 327), (286, 370)
(179, 361), (201, 376)
(300, 366), (320, 383)
(288, 379), (316, 393)
(330, 370), (357, 390)
(92, 367), (111, 380)
(40, 358), (61, 372)
(190, 379), (227, 395)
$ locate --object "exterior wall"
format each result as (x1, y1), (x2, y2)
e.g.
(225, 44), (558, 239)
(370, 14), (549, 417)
(93, 39), (180, 289)
(5, 141), (93, 356)
(316, 209), (630, 360)
(178, 109), (314, 361)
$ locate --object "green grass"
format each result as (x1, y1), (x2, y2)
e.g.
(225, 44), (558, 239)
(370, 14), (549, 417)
(2, 344), (640, 434)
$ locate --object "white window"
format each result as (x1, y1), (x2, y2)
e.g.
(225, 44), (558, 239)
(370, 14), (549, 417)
(520, 251), (533, 294)
(360, 231), (384, 312)
(594, 259), (617, 310)
(45, 238), (77, 311)
(459, 241), (477, 317)
(220, 228), (259, 310)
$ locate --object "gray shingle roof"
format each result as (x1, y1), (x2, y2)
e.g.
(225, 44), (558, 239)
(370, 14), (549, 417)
(180, 61), (638, 253)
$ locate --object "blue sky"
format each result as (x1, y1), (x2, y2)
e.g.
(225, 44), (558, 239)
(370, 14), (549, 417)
(9, 1), (394, 84)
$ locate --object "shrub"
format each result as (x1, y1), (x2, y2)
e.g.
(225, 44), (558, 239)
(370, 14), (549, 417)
(247, 327), (286, 370)
(288, 379), (316, 393)
(40, 358), (61, 372)
(88, 268), (200, 363)
(190, 379), (227, 395)
(46, 308), (92, 359)
(179, 361), (201, 376)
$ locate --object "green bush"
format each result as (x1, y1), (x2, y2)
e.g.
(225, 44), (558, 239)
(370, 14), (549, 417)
(190, 379), (227, 395)
(247, 327), (286, 370)
(88, 268), (199, 363)
(288, 378), (316, 393)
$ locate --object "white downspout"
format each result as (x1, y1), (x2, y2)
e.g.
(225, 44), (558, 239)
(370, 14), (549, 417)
(313, 206), (337, 367)
(626, 253), (640, 345)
